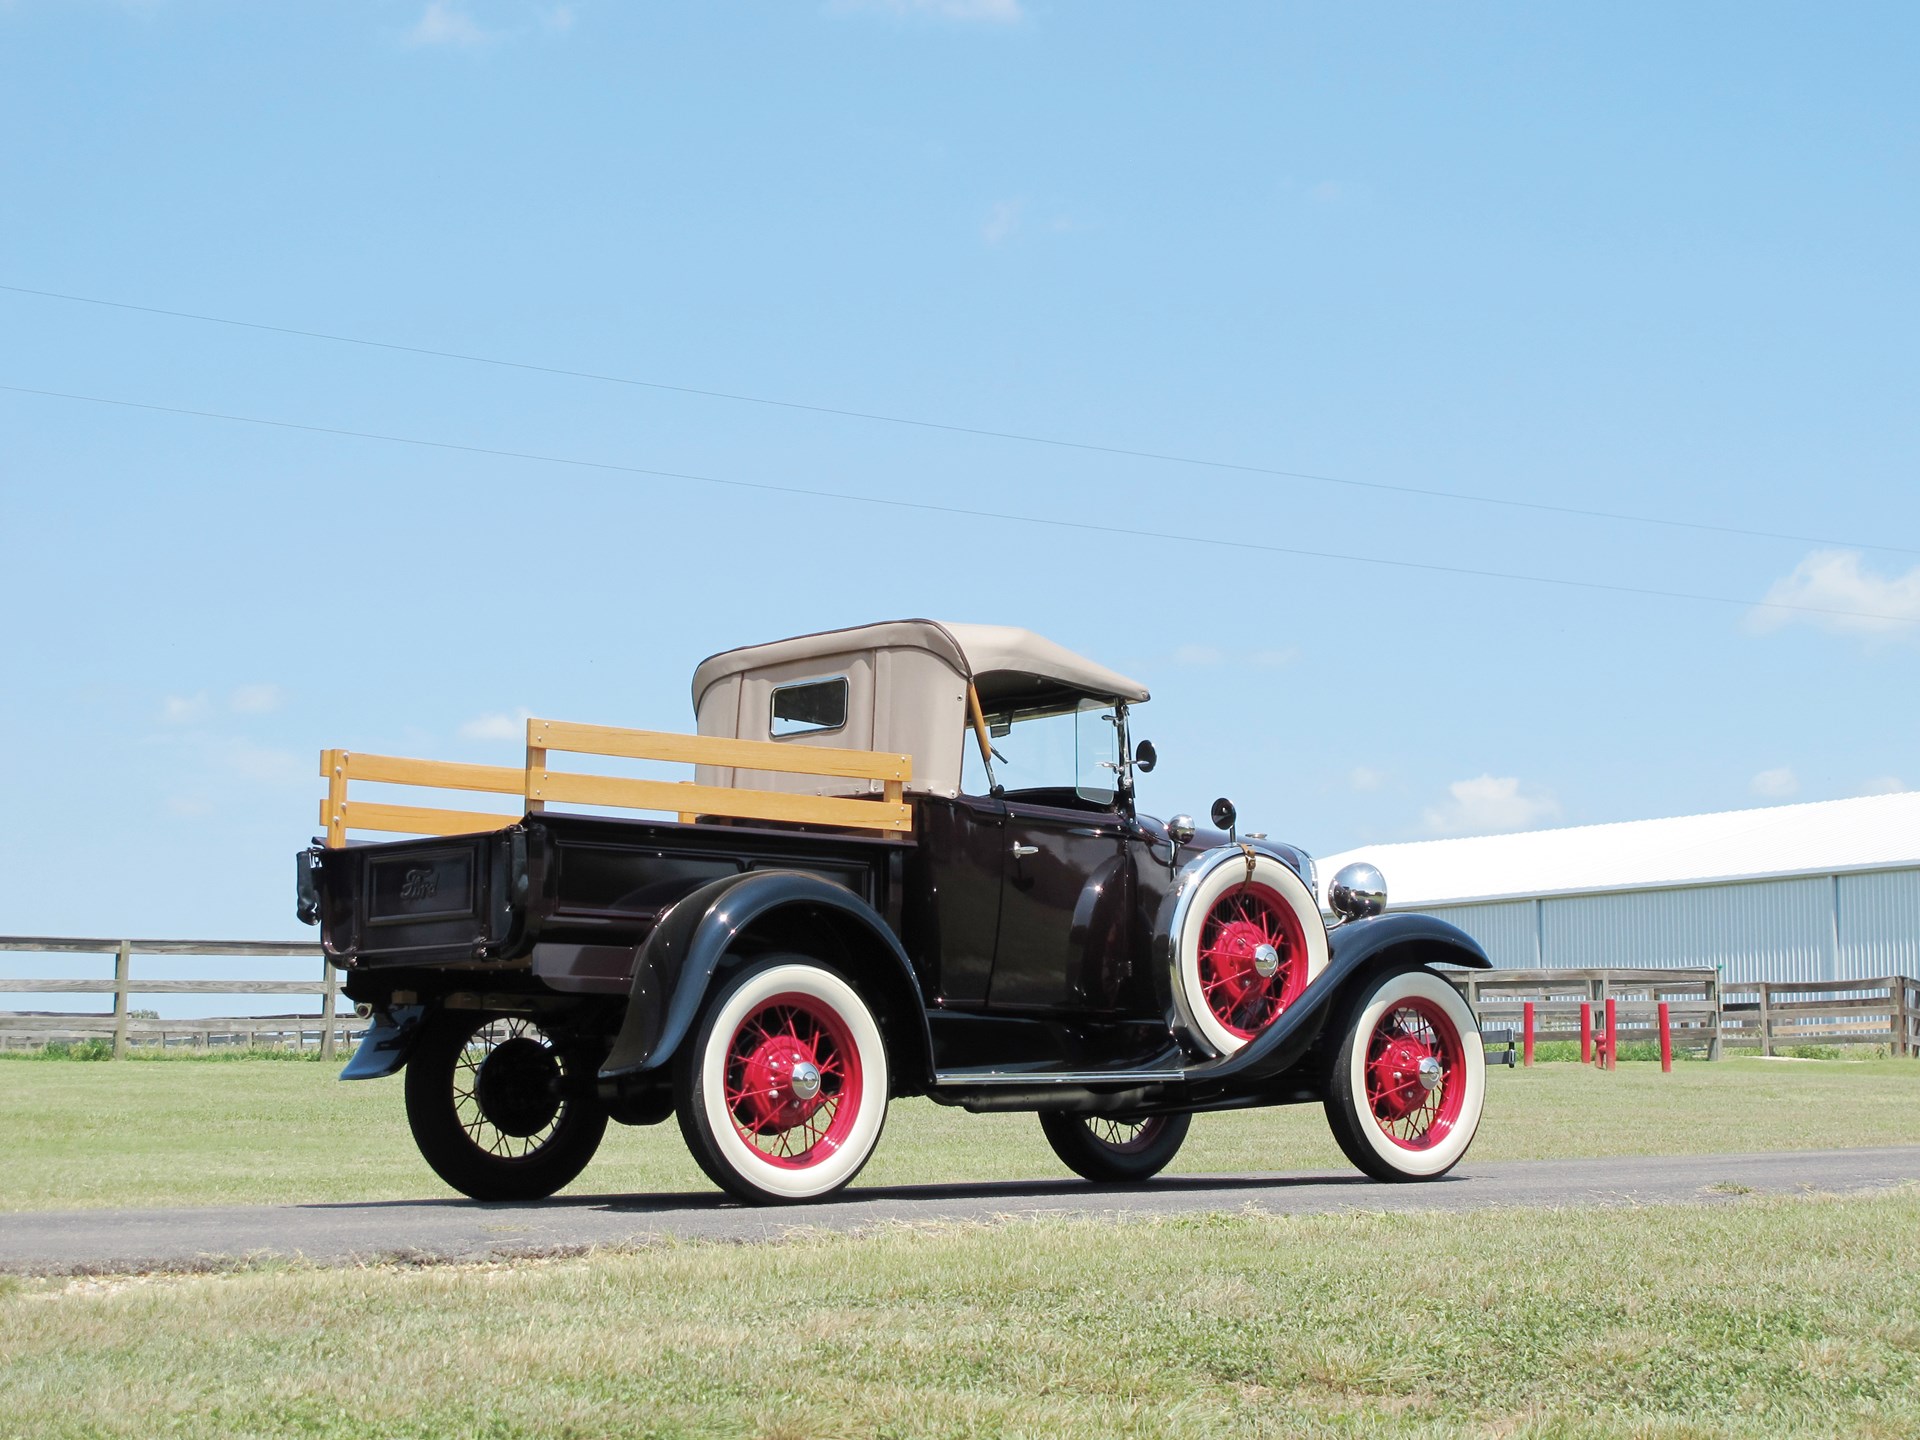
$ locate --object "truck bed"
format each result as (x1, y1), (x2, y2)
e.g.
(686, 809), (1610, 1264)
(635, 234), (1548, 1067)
(312, 812), (910, 987)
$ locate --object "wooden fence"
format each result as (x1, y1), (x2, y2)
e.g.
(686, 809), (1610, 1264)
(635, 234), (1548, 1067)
(0, 937), (356, 1060)
(1449, 967), (1920, 1058)
(1449, 967), (1725, 1059)
(1721, 976), (1920, 1057)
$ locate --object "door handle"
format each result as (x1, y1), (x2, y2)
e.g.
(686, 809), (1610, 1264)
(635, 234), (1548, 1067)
(1010, 843), (1039, 859)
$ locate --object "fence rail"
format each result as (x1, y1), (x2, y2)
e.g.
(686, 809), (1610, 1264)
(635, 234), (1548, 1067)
(0, 936), (352, 1059)
(6, 940), (1915, 1060)
(1722, 976), (1920, 1056)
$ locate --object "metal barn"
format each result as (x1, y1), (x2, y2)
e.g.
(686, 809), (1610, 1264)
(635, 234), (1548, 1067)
(1318, 792), (1920, 986)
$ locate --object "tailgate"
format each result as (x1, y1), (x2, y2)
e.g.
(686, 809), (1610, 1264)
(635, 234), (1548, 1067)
(312, 828), (527, 966)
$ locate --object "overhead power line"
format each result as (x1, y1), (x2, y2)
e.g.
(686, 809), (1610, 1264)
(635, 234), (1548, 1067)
(4, 380), (1914, 629)
(4, 280), (1914, 558)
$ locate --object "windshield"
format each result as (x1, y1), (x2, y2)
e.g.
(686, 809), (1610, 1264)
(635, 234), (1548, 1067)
(963, 696), (1121, 807)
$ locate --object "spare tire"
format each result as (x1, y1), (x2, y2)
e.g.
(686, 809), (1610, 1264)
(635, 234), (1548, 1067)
(1167, 849), (1329, 1055)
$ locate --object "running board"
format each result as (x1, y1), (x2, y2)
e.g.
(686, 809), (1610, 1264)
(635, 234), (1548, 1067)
(932, 1068), (1188, 1087)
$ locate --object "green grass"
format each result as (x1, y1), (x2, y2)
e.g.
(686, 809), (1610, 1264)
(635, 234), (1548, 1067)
(3, 1192), (1917, 1438)
(2, 1056), (1916, 1212)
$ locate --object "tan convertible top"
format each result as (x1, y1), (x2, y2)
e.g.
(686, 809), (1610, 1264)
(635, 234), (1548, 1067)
(691, 619), (1149, 800)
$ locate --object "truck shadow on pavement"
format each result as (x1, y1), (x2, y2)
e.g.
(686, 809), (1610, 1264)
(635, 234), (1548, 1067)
(299, 1170), (1426, 1215)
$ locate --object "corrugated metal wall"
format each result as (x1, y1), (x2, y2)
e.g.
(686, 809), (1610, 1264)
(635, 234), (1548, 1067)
(1416, 866), (1919, 983)
(1838, 869), (1920, 980)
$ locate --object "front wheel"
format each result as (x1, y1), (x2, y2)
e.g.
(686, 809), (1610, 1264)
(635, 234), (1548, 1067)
(1039, 1111), (1192, 1183)
(404, 1011), (608, 1201)
(676, 957), (890, 1204)
(1324, 966), (1485, 1182)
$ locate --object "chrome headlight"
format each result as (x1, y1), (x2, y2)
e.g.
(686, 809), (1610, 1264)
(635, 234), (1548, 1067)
(1328, 862), (1387, 920)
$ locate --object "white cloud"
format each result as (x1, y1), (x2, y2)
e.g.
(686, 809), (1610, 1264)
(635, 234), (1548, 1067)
(1349, 766), (1385, 793)
(1750, 766), (1799, 799)
(408, 1), (492, 46)
(1421, 775), (1561, 837)
(1749, 549), (1920, 637)
(460, 707), (534, 741)
(836, 0), (1022, 21)
(160, 693), (211, 725)
(229, 683), (284, 715)
(1249, 647), (1298, 669)
(982, 199), (1022, 246)
(1857, 775), (1908, 796)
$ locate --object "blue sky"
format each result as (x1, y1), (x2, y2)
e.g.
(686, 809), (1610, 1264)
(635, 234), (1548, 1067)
(3, 0), (1917, 981)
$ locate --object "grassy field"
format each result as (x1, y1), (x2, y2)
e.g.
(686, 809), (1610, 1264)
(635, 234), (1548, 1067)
(1, 1054), (1915, 1211)
(3, 1191), (1917, 1438)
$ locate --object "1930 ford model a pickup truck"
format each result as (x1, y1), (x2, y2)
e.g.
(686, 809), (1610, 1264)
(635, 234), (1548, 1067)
(298, 620), (1491, 1204)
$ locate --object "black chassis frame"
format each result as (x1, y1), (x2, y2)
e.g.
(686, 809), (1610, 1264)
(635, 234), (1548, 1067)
(304, 799), (1489, 1123)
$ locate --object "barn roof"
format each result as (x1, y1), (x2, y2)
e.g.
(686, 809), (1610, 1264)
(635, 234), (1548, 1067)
(1320, 790), (1920, 907)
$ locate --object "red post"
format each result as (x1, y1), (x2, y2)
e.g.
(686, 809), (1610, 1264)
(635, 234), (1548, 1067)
(1580, 1002), (1593, 1064)
(1604, 997), (1618, 1071)
(1658, 1001), (1673, 1073)
(1522, 1001), (1535, 1067)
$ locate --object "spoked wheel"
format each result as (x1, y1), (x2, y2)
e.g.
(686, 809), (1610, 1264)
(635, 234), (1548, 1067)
(1197, 882), (1309, 1040)
(1039, 1110), (1192, 1183)
(404, 1011), (608, 1201)
(1324, 967), (1485, 1181)
(677, 956), (889, 1204)
(1174, 854), (1328, 1056)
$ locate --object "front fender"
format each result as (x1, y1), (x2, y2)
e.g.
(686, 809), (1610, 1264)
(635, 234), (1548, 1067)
(1182, 911), (1490, 1092)
(597, 869), (930, 1081)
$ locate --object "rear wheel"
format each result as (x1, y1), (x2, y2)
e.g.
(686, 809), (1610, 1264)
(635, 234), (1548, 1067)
(1324, 967), (1485, 1181)
(404, 1011), (608, 1201)
(1039, 1111), (1192, 1183)
(676, 957), (890, 1204)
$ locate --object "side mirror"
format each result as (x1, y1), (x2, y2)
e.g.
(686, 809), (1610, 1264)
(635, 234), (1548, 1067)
(1133, 740), (1157, 774)
(1210, 797), (1237, 833)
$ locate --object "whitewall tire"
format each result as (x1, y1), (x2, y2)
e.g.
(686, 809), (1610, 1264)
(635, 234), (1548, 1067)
(1324, 966), (1485, 1181)
(1174, 854), (1329, 1055)
(676, 957), (889, 1204)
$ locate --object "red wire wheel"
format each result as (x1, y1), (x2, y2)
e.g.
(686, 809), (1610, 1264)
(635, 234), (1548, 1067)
(721, 991), (864, 1170)
(1362, 995), (1467, 1151)
(679, 958), (890, 1203)
(1195, 882), (1308, 1040)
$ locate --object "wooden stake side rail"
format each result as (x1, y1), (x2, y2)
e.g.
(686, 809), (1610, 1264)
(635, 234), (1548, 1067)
(321, 718), (913, 847)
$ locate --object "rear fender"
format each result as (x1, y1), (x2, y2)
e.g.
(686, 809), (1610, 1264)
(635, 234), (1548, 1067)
(338, 1004), (425, 1080)
(1183, 912), (1490, 1092)
(597, 870), (933, 1085)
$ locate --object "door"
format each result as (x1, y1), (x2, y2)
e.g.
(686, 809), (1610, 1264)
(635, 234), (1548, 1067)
(986, 798), (1137, 1013)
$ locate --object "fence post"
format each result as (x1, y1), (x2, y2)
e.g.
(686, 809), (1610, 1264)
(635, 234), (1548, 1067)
(1522, 1001), (1535, 1067)
(1709, 965), (1723, 1061)
(319, 958), (338, 1061)
(1658, 1001), (1672, 1073)
(1758, 982), (1773, 1058)
(111, 940), (132, 1060)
